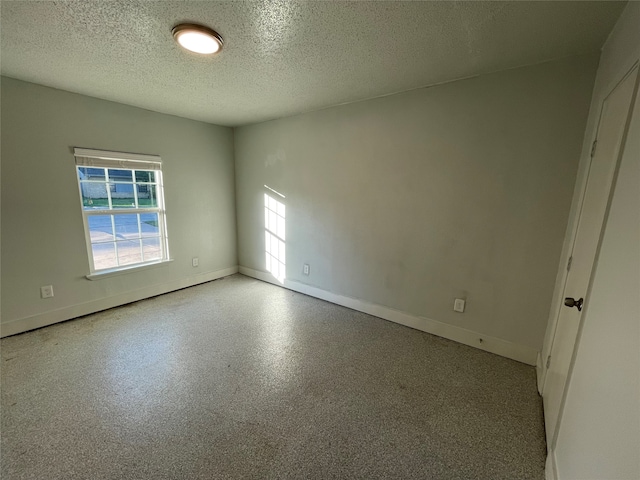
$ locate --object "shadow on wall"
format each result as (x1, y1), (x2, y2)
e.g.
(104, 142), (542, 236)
(264, 186), (286, 283)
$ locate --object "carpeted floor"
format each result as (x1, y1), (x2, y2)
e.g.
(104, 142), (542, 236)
(1, 274), (546, 479)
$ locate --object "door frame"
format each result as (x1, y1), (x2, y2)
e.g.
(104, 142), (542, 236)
(539, 62), (640, 449)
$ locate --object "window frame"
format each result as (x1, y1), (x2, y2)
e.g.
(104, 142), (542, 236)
(73, 148), (171, 277)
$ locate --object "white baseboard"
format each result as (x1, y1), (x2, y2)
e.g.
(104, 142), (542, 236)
(545, 449), (558, 480)
(537, 352), (545, 395)
(0, 266), (239, 338)
(239, 267), (538, 366)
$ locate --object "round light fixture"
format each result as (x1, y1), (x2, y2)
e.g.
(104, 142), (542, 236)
(172, 23), (223, 55)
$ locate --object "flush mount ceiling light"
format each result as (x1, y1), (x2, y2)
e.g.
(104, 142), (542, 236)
(172, 23), (223, 55)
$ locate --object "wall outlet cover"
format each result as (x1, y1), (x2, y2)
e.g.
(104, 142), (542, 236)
(41, 285), (54, 299)
(454, 298), (465, 313)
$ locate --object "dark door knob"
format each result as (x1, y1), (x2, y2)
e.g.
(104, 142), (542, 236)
(564, 297), (584, 311)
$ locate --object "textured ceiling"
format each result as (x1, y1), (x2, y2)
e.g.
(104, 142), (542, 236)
(0, 1), (626, 126)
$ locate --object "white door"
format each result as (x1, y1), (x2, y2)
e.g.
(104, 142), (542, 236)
(543, 66), (639, 446)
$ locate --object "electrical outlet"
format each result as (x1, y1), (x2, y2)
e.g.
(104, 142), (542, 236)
(303, 264), (310, 275)
(454, 298), (465, 313)
(192, 257), (199, 267)
(41, 285), (54, 299)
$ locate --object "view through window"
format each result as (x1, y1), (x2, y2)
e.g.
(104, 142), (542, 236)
(74, 148), (169, 273)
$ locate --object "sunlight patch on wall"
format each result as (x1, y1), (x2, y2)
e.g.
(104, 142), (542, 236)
(265, 191), (286, 283)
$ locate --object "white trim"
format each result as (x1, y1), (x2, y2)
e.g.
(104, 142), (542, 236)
(82, 208), (161, 216)
(239, 266), (538, 365)
(545, 449), (558, 480)
(86, 258), (174, 280)
(0, 266), (239, 338)
(74, 147), (161, 164)
(536, 352), (544, 395)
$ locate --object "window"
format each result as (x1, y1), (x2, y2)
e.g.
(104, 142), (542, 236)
(74, 148), (170, 274)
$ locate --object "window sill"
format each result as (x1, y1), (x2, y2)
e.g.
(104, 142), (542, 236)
(86, 259), (174, 280)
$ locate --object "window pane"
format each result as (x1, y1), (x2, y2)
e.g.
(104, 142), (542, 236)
(78, 167), (106, 181)
(114, 214), (140, 239)
(76, 159), (168, 274)
(108, 169), (133, 182)
(110, 184), (135, 208)
(142, 238), (162, 261)
(137, 184), (157, 207)
(135, 170), (156, 183)
(80, 182), (109, 209)
(117, 240), (142, 266)
(88, 216), (114, 242)
(140, 213), (160, 237)
(91, 242), (117, 270)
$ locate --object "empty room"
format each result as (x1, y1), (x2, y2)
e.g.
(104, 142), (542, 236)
(1, 1), (638, 479)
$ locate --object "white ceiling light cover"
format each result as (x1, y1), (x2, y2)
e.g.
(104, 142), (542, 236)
(172, 24), (223, 55)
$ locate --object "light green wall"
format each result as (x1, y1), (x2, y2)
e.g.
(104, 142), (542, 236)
(1, 77), (237, 329)
(234, 55), (598, 350)
(1, 55), (599, 350)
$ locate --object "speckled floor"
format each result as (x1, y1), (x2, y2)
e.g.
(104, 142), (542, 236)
(1, 274), (546, 479)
